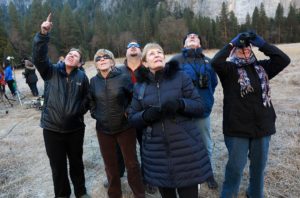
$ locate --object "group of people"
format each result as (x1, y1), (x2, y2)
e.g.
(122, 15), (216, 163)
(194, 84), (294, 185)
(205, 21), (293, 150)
(0, 58), (17, 97)
(32, 14), (290, 198)
(0, 56), (39, 99)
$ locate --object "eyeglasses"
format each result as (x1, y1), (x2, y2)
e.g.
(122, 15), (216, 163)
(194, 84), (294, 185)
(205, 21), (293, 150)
(127, 43), (140, 49)
(95, 54), (112, 62)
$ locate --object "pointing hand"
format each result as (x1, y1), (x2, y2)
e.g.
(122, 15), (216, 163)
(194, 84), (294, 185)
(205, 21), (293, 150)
(41, 13), (53, 35)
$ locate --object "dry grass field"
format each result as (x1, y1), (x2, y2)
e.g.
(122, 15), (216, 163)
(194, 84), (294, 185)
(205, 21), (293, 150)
(0, 43), (299, 198)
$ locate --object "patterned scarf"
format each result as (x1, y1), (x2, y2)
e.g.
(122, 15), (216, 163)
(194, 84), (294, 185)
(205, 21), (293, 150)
(230, 50), (271, 107)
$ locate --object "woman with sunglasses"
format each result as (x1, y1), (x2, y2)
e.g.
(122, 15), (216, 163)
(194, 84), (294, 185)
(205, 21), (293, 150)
(211, 32), (290, 198)
(89, 49), (145, 198)
(128, 43), (212, 198)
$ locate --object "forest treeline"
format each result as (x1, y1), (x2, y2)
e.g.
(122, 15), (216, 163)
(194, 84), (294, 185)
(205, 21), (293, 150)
(0, 0), (299, 64)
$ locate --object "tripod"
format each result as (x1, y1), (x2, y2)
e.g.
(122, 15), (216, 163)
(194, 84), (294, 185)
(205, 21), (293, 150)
(10, 59), (25, 106)
(0, 85), (13, 112)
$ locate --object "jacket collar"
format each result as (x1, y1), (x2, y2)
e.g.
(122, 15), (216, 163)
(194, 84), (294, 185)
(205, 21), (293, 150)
(136, 60), (180, 83)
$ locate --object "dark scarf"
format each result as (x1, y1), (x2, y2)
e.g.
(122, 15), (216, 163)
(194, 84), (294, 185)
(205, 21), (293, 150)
(230, 50), (271, 107)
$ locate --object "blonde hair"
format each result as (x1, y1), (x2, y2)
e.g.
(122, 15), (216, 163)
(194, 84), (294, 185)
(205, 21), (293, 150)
(141, 43), (164, 62)
(94, 49), (115, 66)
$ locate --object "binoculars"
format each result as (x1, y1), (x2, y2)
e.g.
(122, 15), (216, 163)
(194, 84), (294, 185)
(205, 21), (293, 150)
(238, 32), (256, 47)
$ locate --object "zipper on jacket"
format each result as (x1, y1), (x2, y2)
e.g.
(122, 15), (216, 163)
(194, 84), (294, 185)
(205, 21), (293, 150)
(157, 80), (173, 183)
(156, 81), (165, 133)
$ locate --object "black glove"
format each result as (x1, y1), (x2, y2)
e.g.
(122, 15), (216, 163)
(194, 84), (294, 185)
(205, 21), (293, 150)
(162, 99), (185, 116)
(142, 106), (162, 123)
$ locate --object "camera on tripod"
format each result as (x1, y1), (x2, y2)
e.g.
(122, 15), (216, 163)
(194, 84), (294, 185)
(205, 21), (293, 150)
(238, 32), (256, 47)
(7, 56), (15, 61)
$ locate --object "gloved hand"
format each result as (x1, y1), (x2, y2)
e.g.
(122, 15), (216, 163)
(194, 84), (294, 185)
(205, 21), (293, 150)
(230, 33), (242, 47)
(142, 106), (162, 123)
(162, 99), (185, 115)
(249, 33), (266, 48)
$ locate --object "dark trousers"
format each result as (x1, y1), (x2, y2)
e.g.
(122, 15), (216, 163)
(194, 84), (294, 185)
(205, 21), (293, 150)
(97, 128), (145, 198)
(28, 82), (39, 96)
(158, 185), (198, 198)
(43, 129), (87, 198)
(116, 128), (143, 178)
(6, 80), (16, 95)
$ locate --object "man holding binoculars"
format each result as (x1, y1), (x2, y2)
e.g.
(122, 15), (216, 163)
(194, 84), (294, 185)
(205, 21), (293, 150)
(170, 32), (219, 189)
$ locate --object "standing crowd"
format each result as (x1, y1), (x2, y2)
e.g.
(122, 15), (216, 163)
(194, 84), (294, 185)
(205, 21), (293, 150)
(30, 13), (290, 198)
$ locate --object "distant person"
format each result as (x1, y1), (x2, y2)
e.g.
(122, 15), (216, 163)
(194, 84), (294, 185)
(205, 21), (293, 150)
(57, 56), (65, 64)
(22, 58), (39, 96)
(170, 32), (218, 189)
(211, 31), (290, 198)
(0, 65), (6, 95)
(89, 49), (145, 198)
(128, 43), (212, 198)
(32, 13), (90, 198)
(78, 60), (85, 72)
(4, 59), (16, 96)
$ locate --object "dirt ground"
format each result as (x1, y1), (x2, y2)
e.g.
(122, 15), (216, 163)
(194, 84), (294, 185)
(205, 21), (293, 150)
(0, 43), (299, 198)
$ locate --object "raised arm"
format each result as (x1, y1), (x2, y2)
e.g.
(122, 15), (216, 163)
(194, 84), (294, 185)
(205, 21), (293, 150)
(32, 13), (54, 80)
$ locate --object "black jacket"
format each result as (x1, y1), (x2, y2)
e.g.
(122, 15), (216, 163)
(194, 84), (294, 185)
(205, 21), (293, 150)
(33, 33), (89, 133)
(23, 60), (38, 84)
(211, 43), (290, 138)
(89, 67), (133, 134)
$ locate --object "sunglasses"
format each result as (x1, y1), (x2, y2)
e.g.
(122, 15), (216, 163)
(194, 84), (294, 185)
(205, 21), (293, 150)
(95, 54), (112, 62)
(127, 43), (140, 49)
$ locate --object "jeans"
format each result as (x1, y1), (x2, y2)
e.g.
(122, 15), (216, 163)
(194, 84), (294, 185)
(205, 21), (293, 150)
(221, 135), (271, 198)
(43, 129), (87, 198)
(97, 128), (145, 198)
(196, 116), (212, 160)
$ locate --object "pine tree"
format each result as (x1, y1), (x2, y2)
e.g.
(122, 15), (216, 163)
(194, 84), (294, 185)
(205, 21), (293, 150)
(218, 2), (229, 43)
(7, 2), (23, 60)
(59, 3), (81, 54)
(275, 3), (284, 43)
(286, 3), (298, 42)
(258, 3), (268, 39)
(228, 11), (239, 39)
(0, 9), (8, 63)
(252, 7), (260, 32)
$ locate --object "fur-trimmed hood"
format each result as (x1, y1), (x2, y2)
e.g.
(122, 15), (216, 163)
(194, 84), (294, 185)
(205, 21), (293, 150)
(135, 60), (180, 83)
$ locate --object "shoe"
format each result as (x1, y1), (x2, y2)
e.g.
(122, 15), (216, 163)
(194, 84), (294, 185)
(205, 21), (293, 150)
(79, 194), (91, 198)
(206, 176), (218, 189)
(103, 179), (109, 188)
(145, 183), (157, 194)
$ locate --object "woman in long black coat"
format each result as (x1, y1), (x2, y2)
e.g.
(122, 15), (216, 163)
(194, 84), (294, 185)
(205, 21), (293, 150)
(23, 59), (39, 96)
(128, 43), (212, 198)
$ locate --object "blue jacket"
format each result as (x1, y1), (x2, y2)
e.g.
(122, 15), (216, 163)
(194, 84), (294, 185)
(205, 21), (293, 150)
(128, 61), (212, 188)
(171, 48), (218, 118)
(4, 65), (14, 81)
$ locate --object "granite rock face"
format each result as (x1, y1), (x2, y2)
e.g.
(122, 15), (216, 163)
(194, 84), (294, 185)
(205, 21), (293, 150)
(166, 0), (300, 23)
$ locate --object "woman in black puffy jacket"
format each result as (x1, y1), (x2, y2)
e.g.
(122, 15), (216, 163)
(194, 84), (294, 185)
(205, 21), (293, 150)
(128, 43), (212, 198)
(89, 49), (145, 198)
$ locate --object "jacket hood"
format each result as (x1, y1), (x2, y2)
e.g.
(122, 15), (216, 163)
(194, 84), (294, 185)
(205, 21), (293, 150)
(136, 60), (180, 83)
